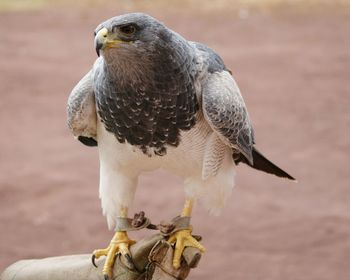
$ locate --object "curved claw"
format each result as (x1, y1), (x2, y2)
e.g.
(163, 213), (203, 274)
(91, 254), (98, 268)
(104, 275), (110, 280)
(124, 253), (136, 270)
(168, 229), (205, 269)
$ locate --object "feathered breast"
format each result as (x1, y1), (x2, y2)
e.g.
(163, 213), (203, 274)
(94, 41), (199, 156)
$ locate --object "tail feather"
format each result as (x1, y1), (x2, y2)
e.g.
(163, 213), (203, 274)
(78, 136), (98, 147)
(234, 147), (295, 181)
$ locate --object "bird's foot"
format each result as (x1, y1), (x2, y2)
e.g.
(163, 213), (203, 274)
(92, 231), (136, 280)
(168, 228), (205, 269)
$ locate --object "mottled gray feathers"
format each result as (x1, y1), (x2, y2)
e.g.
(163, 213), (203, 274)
(202, 71), (255, 164)
(67, 70), (97, 142)
(191, 42), (227, 73)
(93, 16), (199, 155)
(194, 42), (256, 165)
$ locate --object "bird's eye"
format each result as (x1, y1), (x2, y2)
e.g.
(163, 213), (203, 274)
(119, 25), (136, 35)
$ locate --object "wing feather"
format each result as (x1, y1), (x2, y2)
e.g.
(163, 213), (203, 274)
(67, 70), (97, 142)
(202, 71), (254, 164)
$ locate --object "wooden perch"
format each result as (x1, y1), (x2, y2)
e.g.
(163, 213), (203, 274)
(0, 234), (202, 280)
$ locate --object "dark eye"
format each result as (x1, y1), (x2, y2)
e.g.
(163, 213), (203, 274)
(119, 25), (136, 35)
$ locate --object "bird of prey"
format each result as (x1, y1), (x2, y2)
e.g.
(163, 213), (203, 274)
(67, 13), (295, 279)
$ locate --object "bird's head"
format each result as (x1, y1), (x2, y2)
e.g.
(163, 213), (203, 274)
(94, 13), (170, 61)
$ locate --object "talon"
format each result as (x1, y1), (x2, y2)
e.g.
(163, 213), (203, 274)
(92, 231), (135, 279)
(193, 235), (202, 242)
(168, 229), (205, 269)
(91, 255), (98, 268)
(124, 253), (136, 270)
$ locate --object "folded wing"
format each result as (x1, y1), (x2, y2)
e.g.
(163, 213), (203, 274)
(202, 71), (255, 164)
(67, 70), (98, 146)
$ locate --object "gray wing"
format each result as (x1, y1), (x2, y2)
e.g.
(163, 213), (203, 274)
(202, 71), (255, 164)
(67, 70), (97, 141)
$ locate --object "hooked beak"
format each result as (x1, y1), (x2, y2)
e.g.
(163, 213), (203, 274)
(94, 28), (108, 57)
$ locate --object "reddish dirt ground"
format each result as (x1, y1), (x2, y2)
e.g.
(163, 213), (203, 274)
(0, 4), (350, 280)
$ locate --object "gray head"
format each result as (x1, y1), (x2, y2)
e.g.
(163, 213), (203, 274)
(94, 13), (175, 63)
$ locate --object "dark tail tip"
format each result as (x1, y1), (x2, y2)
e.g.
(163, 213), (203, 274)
(78, 136), (98, 147)
(234, 147), (296, 181)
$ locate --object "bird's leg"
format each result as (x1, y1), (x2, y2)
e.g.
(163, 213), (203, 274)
(92, 206), (136, 280)
(168, 198), (206, 269)
(181, 197), (194, 217)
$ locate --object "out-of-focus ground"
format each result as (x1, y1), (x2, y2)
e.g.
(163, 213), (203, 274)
(0, 1), (349, 279)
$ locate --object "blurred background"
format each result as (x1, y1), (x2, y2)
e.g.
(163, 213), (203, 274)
(0, 0), (349, 279)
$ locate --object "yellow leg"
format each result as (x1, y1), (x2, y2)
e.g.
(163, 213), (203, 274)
(168, 198), (206, 269)
(92, 206), (136, 280)
(181, 198), (194, 217)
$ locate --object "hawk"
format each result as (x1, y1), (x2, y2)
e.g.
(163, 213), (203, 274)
(67, 13), (295, 279)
